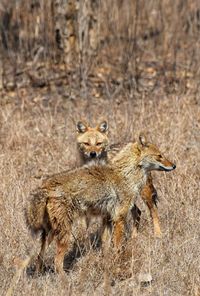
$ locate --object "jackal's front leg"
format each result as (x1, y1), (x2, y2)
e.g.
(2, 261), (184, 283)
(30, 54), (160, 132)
(113, 217), (126, 250)
(141, 181), (161, 238)
(100, 216), (112, 251)
(131, 204), (141, 238)
(113, 184), (135, 248)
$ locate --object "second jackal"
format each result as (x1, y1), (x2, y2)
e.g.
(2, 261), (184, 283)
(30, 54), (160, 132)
(76, 120), (109, 165)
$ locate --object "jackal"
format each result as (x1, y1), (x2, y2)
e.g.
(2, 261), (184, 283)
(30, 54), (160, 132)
(25, 134), (176, 273)
(76, 120), (141, 232)
(109, 141), (162, 237)
(76, 121), (161, 237)
(76, 120), (109, 165)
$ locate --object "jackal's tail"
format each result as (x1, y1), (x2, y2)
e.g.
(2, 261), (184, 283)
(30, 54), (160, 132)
(25, 188), (49, 236)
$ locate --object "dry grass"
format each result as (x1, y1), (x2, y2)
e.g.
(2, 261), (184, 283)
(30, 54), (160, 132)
(0, 1), (200, 295)
(0, 87), (199, 295)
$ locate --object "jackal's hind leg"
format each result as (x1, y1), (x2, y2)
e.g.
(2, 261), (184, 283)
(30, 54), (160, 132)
(55, 234), (70, 274)
(36, 230), (54, 273)
(55, 242), (68, 274)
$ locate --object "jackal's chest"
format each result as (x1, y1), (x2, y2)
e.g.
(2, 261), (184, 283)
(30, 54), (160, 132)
(128, 171), (148, 195)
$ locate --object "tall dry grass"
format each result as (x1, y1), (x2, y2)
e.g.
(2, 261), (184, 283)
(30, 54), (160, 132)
(0, 0), (200, 295)
(0, 89), (199, 295)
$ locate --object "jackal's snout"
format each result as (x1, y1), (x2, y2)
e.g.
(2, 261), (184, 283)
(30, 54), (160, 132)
(90, 151), (97, 158)
(159, 162), (176, 172)
(158, 153), (176, 171)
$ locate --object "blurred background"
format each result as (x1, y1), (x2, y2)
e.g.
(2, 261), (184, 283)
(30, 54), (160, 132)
(0, 0), (200, 97)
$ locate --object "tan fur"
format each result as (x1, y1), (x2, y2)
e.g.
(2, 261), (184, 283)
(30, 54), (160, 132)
(77, 122), (162, 237)
(76, 120), (109, 165)
(76, 121), (141, 235)
(25, 136), (175, 273)
(110, 138), (176, 238)
(109, 141), (161, 237)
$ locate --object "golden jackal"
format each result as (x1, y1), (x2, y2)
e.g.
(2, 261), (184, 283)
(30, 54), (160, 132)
(76, 121), (162, 237)
(109, 141), (162, 237)
(76, 120), (109, 164)
(25, 135), (176, 273)
(76, 120), (141, 231)
(76, 120), (141, 230)
(76, 120), (110, 232)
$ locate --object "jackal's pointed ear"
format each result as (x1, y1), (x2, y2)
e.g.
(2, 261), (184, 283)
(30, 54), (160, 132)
(76, 121), (88, 133)
(97, 121), (108, 133)
(139, 133), (148, 147)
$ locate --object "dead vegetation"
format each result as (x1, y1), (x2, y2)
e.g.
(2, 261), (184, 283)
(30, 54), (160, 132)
(0, 0), (200, 295)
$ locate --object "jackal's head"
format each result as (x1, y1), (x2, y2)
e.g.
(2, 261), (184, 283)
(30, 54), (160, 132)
(138, 134), (176, 172)
(76, 120), (109, 161)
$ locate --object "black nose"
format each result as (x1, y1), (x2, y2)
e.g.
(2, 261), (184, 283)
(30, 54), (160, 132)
(90, 151), (97, 158)
(173, 164), (176, 169)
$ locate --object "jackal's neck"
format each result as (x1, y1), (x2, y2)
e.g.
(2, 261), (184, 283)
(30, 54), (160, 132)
(112, 142), (146, 179)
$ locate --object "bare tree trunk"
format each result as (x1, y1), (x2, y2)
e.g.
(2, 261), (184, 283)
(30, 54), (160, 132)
(54, 0), (79, 66)
(78, 0), (99, 96)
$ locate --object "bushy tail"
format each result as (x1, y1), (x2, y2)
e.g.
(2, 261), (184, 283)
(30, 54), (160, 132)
(25, 188), (49, 236)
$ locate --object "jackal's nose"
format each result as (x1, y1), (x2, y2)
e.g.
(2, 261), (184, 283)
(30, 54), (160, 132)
(172, 164), (176, 170)
(90, 151), (97, 158)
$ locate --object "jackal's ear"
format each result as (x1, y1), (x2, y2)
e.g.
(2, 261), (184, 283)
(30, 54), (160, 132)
(76, 121), (88, 133)
(139, 133), (148, 147)
(97, 121), (108, 133)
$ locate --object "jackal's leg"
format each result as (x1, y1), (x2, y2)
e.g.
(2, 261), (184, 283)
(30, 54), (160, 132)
(77, 215), (90, 245)
(101, 216), (112, 250)
(131, 204), (141, 238)
(113, 217), (126, 250)
(36, 230), (54, 273)
(141, 181), (161, 238)
(149, 204), (161, 238)
(55, 238), (69, 274)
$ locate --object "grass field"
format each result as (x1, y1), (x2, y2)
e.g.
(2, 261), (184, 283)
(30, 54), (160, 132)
(0, 0), (200, 295)
(0, 86), (199, 295)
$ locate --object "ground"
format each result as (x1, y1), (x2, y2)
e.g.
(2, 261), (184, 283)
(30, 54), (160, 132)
(0, 83), (199, 295)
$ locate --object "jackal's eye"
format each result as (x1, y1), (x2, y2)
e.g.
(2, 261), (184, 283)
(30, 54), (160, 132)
(84, 142), (90, 146)
(96, 142), (102, 146)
